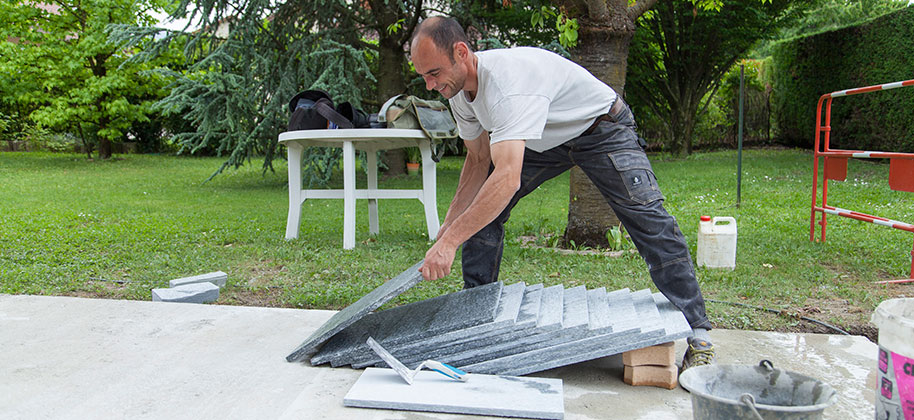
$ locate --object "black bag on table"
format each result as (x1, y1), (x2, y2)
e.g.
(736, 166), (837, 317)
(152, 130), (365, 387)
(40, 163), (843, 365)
(287, 90), (371, 130)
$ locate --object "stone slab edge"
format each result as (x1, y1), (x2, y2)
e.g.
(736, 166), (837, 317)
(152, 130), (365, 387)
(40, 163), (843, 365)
(151, 282), (219, 304)
(286, 261), (425, 362)
(356, 283), (542, 368)
(345, 282), (526, 369)
(343, 368), (564, 420)
(168, 271), (228, 288)
(329, 282), (504, 367)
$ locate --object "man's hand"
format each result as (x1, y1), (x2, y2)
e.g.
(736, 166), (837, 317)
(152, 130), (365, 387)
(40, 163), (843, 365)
(420, 240), (457, 281)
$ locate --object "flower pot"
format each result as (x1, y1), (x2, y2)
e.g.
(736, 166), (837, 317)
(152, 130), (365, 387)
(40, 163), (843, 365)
(406, 162), (420, 176)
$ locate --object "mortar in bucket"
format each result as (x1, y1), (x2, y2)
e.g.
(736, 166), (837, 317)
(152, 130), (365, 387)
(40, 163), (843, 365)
(679, 360), (837, 420)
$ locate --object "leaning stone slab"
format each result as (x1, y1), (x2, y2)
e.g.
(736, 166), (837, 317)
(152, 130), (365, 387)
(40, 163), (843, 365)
(169, 271), (228, 288)
(322, 282), (502, 367)
(151, 283), (219, 304)
(369, 283), (545, 369)
(348, 282), (525, 369)
(344, 368), (564, 420)
(286, 261), (425, 362)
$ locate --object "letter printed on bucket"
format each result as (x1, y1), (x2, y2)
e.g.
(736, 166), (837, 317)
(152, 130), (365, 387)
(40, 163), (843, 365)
(872, 298), (914, 420)
(893, 351), (914, 419)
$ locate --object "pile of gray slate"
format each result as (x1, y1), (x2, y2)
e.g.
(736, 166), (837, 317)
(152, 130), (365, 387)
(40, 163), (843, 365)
(151, 271), (226, 303)
(286, 262), (692, 376)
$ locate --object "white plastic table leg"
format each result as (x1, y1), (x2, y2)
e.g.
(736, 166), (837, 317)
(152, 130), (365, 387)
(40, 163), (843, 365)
(285, 142), (304, 240)
(419, 142), (440, 240)
(367, 150), (379, 235)
(343, 141), (356, 249)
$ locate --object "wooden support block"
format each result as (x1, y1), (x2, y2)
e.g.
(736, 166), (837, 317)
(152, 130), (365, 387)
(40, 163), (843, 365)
(623, 364), (678, 390)
(622, 341), (675, 367)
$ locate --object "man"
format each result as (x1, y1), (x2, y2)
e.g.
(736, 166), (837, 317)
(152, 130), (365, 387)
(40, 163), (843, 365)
(411, 16), (715, 370)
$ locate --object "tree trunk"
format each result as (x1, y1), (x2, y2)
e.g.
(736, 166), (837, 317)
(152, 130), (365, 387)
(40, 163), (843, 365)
(371, 1), (411, 176)
(377, 41), (408, 176)
(563, 13), (637, 248)
(98, 138), (112, 159)
(97, 115), (112, 159)
(668, 96), (699, 156)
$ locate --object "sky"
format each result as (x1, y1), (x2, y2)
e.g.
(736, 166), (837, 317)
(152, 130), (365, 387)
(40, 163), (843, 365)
(151, 10), (197, 31)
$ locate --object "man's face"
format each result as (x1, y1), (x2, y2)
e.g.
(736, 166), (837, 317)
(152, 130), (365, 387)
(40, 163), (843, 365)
(411, 37), (466, 99)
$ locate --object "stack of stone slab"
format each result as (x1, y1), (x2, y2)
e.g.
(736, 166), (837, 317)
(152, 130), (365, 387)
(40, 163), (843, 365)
(151, 271), (227, 303)
(300, 278), (692, 376)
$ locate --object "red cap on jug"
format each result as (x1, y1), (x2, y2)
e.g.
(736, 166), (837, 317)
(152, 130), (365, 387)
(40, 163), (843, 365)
(700, 215), (711, 222)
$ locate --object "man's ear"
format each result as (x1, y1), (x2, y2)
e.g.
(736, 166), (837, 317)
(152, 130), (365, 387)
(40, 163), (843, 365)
(453, 42), (468, 61)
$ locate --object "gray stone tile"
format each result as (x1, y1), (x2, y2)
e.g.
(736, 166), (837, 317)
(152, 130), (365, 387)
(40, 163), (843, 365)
(480, 291), (692, 376)
(347, 282), (524, 369)
(286, 261), (424, 362)
(459, 288), (639, 374)
(493, 289), (660, 375)
(151, 283), (219, 304)
(429, 285), (591, 368)
(343, 367), (564, 420)
(606, 288), (642, 333)
(562, 285), (589, 330)
(381, 283), (547, 368)
(168, 271), (227, 288)
(310, 311), (385, 366)
(536, 285), (564, 330)
(653, 292), (692, 337)
(322, 282), (502, 367)
(380, 281), (503, 346)
(587, 288), (611, 331)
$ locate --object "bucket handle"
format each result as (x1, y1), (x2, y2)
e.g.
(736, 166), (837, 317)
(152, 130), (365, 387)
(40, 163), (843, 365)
(738, 360), (775, 420)
(739, 394), (764, 420)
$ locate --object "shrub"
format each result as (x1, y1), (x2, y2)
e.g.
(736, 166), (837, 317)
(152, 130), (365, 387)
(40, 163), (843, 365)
(770, 7), (914, 152)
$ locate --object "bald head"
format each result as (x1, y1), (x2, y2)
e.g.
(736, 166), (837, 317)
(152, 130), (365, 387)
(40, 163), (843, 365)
(411, 16), (472, 63)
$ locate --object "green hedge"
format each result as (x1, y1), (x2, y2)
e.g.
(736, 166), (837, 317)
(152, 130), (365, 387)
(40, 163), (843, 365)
(771, 7), (914, 151)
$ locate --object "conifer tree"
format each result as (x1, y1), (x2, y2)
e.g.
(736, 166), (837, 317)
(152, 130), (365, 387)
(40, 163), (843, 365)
(113, 0), (424, 181)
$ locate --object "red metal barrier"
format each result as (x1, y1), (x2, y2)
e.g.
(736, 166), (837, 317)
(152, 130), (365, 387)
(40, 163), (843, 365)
(810, 79), (914, 282)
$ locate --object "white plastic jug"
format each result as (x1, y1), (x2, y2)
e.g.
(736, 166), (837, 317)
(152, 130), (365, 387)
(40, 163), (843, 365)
(696, 216), (737, 270)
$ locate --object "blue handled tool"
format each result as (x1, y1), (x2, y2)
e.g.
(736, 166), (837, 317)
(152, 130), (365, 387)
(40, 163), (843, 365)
(367, 337), (469, 385)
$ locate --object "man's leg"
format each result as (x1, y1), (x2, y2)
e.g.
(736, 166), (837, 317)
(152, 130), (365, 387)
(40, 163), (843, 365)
(462, 149), (573, 288)
(571, 102), (714, 369)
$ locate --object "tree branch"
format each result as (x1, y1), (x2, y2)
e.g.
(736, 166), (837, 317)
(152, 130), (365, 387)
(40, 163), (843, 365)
(628, 0), (659, 21)
(398, 0), (423, 46)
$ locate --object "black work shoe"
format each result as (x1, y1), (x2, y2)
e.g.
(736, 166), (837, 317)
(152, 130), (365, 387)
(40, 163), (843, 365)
(681, 337), (716, 372)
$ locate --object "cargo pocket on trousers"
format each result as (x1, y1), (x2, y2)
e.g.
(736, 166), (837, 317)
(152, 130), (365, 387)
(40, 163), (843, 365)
(608, 150), (664, 205)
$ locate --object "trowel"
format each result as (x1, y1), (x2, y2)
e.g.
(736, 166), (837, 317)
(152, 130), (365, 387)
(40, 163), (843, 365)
(366, 337), (469, 385)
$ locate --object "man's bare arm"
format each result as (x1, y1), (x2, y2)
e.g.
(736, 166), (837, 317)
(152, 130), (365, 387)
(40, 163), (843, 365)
(437, 132), (492, 239)
(420, 139), (525, 280)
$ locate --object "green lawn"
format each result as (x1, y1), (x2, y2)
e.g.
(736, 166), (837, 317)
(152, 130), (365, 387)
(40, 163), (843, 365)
(1, 149), (911, 336)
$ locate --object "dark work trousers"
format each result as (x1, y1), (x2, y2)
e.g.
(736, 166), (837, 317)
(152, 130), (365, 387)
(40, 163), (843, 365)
(460, 101), (712, 330)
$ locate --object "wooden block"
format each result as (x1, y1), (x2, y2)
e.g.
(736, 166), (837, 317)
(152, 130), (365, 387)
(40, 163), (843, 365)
(623, 364), (678, 390)
(622, 341), (675, 367)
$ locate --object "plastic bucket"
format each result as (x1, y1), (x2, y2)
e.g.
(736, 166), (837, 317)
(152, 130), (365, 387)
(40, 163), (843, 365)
(871, 298), (914, 420)
(679, 360), (837, 420)
(696, 216), (737, 270)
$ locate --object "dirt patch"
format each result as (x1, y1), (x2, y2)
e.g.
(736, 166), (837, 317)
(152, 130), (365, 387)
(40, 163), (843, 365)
(517, 235), (637, 257)
(220, 286), (292, 308)
(239, 260), (288, 288)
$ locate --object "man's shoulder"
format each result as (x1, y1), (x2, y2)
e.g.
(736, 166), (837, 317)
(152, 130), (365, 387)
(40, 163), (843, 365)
(478, 46), (560, 62)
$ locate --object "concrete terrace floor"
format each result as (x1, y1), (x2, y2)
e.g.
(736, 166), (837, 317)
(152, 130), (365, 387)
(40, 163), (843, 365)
(0, 294), (877, 419)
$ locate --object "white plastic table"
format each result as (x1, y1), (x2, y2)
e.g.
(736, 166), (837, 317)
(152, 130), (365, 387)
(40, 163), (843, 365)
(278, 129), (440, 249)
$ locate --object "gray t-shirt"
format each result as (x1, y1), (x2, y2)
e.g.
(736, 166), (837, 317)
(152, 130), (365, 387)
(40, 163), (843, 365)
(448, 47), (618, 153)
